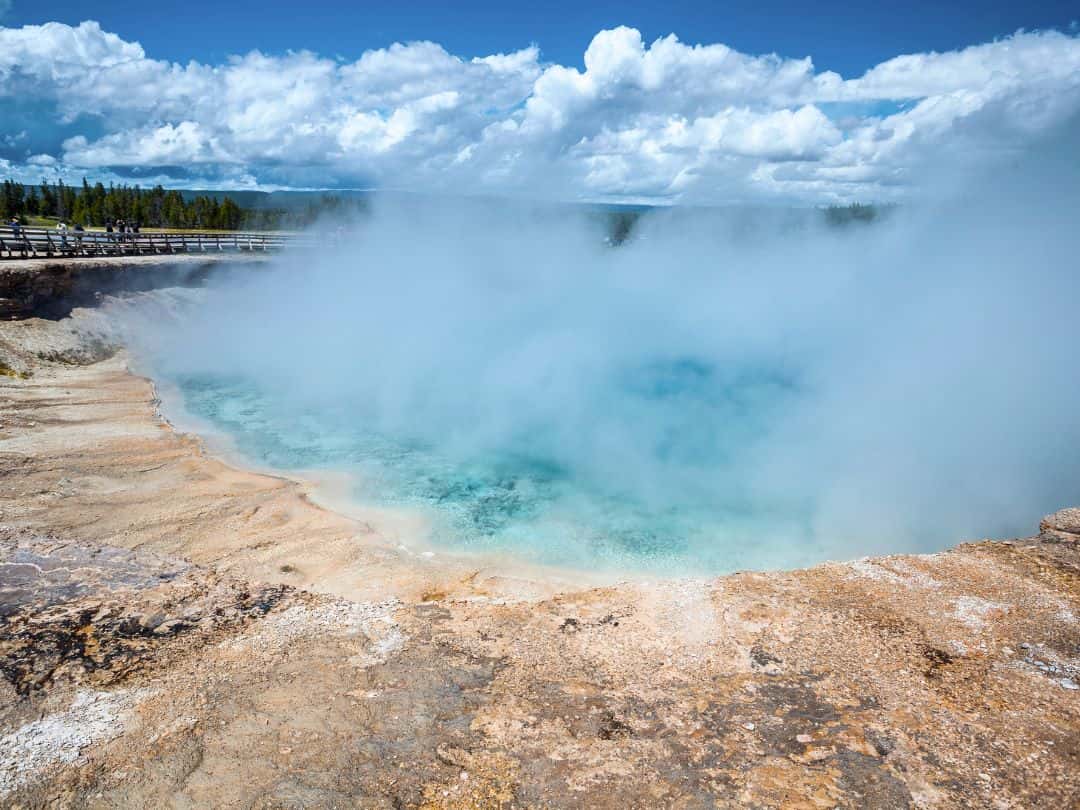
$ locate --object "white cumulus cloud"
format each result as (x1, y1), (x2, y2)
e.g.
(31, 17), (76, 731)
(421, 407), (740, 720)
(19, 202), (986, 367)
(0, 20), (1078, 201)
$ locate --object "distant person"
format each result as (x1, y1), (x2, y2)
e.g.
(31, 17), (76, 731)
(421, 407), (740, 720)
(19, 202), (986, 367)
(106, 220), (114, 242)
(74, 223), (85, 250)
(8, 217), (27, 256)
(57, 220), (68, 248)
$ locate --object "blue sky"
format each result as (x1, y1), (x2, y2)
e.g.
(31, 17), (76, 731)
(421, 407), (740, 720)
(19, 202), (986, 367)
(1, 2), (1079, 201)
(4, 0), (1077, 77)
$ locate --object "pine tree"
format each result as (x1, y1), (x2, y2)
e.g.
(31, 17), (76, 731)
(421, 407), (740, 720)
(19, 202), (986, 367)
(219, 197), (242, 230)
(25, 187), (40, 217)
(40, 180), (57, 218)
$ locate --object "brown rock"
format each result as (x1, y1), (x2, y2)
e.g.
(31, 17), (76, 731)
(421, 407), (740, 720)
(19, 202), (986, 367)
(1040, 507), (1080, 543)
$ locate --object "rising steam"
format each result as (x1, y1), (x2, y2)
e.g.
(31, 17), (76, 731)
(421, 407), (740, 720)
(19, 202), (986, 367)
(121, 121), (1080, 572)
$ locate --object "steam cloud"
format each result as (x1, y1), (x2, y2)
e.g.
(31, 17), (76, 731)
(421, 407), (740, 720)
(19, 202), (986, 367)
(124, 120), (1080, 572)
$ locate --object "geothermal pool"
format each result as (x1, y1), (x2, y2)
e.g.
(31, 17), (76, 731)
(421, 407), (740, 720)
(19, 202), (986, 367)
(170, 366), (831, 575)
(128, 185), (1078, 575)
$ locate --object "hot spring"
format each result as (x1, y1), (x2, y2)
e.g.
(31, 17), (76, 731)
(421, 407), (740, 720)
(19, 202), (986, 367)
(165, 355), (822, 574)
(123, 162), (1080, 575)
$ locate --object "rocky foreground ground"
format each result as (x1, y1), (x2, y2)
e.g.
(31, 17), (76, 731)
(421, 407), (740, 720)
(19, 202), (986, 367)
(0, 298), (1077, 808)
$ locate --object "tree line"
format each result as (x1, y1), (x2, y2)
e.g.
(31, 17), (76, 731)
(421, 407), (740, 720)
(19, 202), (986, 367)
(1, 179), (246, 230)
(823, 202), (891, 226)
(243, 195), (368, 231)
(3, 177), (890, 233)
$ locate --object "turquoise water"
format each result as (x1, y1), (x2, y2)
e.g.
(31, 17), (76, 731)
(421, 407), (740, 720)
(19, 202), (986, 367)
(172, 364), (838, 575)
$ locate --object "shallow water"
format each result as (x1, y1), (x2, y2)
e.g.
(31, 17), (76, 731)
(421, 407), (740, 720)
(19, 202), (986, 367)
(173, 368), (837, 575)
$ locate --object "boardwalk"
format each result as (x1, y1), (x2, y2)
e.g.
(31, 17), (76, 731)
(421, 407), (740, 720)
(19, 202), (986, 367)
(0, 227), (297, 260)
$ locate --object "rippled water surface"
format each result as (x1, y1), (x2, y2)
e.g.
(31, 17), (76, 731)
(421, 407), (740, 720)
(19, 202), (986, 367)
(173, 369), (833, 575)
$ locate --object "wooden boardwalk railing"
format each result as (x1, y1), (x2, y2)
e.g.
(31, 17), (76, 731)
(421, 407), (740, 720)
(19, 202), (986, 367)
(0, 227), (302, 260)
